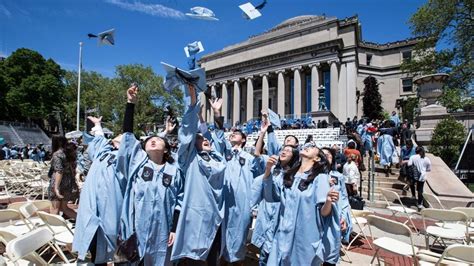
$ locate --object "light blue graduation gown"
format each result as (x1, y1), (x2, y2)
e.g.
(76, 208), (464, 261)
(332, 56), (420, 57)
(377, 133), (396, 166)
(267, 131), (282, 156)
(171, 102), (227, 261)
(221, 146), (261, 262)
(263, 172), (339, 265)
(117, 133), (183, 265)
(72, 135), (126, 263)
(250, 164), (283, 255)
(326, 170), (352, 264)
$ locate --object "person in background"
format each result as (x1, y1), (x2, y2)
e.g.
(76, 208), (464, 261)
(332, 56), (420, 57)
(400, 139), (416, 196)
(333, 145), (346, 173)
(408, 146), (431, 210)
(390, 111), (400, 127)
(343, 140), (362, 168)
(49, 135), (78, 219)
(343, 154), (360, 196)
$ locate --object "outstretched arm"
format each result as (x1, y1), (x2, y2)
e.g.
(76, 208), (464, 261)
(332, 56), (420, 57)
(177, 85), (200, 172)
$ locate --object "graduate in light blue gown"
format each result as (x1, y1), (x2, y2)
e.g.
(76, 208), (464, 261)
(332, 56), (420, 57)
(171, 85), (227, 265)
(377, 121), (397, 176)
(263, 142), (340, 265)
(117, 85), (183, 265)
(72, 117), (126, 264)
(220, 126), (263, 263)
(322, 147), (352, 265)
(250, 115), (299, 265)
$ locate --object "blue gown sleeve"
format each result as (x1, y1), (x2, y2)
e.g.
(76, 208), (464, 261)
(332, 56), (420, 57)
(250, 174), (265, 208)
(267, 131), (282, 156)
(177, 102), (200, 173)
(116, 132), (147, 181)
(263, 174), (281, 203)
(86, 135), (111, 161)
(210, 129), (227, 156)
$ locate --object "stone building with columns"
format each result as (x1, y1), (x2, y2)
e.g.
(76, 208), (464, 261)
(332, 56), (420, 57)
(199, 15), (420, 126)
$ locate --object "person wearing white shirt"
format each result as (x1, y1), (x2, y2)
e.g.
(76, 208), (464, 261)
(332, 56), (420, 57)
(408, 146), (431, 210)
(343, 154), (360, 196)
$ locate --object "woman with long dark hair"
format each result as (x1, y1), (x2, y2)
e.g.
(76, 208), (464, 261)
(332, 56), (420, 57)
(408, 146), (431, 210)
(263, 142), (339, 265)
(251, 144), (299, 265)
(49, 135), (78, 218)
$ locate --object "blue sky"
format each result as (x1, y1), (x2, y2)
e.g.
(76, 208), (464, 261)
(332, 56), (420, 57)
(0, 0), (426, 77)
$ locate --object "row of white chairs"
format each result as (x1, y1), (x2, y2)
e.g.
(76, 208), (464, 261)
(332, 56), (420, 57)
(0, 200), (76, 264)
(0, 160), (50, 201)
(346, 209), (474, 265)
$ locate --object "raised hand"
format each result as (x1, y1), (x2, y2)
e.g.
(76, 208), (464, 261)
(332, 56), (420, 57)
(165, 116), (177, 134)
(264, 155), (278, 179)
(326, 187), (339, 203)
(127, 84), (139, 104)
(87, 116), (102, 125)
(209, 98), (223, 112)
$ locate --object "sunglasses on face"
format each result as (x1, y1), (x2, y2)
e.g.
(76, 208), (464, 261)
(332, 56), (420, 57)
(302, 141), (317, 150)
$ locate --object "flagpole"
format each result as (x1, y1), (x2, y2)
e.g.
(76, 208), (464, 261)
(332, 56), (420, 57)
(76, 42), (83, 131)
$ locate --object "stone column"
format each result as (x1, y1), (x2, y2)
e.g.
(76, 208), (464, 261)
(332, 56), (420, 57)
(277, 70), (286, 117)
(338, 63), (347, 120)
(199, 92), (207, 121)
(233, 79), (241, 126)
(292, 66), (302, 118)
(221, 82), (228, 123)
(246, 76), (254, 122)
(261, 73), (269, 111)
(330, 60), (339, 118)
(209, 85), (216, 122)
(346, 62), (357, 119)
(310, 63), (320, 112)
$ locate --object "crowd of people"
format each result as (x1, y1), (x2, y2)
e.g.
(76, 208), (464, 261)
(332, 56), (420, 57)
(0, 143), (47, 162)
(5, 82), (431, 265)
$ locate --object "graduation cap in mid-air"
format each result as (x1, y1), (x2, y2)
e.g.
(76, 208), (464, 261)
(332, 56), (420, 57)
(267, 108), (282, 129)
(184, 41), (205, 58)
(186, 7), (219, 21)
(87, 28), (115, 45)
(239, 0), (267, 20)
(161, 62), (207, 94)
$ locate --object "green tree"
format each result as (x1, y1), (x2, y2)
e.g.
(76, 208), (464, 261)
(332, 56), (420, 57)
(402, 0), (473, 90)
(1, 48), (65, 123)
(362, 76), (383, 121)
(62, 64), (183, 135)
(401, 97), (419, 124)
(438, 88), (465, 112)
(430, 116), (466, 167)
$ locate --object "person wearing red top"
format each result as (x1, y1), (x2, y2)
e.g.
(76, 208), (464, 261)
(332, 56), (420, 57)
(343, 140), (362, 167)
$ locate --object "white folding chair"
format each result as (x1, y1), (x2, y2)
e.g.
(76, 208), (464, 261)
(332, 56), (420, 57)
(422, 193), (446, 210)
(367, 214), (418, 265)
(36, 211), (75, 248)
(381, 189), (419, 233)
(417, 244), (474, 265)
(347, 209), (373, 251)
(421, 209), (469, 250)
(19, 202), (46, 230)
(7, 202), (25, 211)
(5, 228), (63, 265)
(0, 209), (31, 235)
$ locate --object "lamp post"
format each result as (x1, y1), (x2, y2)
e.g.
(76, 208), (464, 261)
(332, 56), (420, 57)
(76, 42), (83, 131)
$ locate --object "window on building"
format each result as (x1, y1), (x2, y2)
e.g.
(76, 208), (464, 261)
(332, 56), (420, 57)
(402, 51), (412, 62)
(366, 54), (373, 66)
(402, 79), (413, 92)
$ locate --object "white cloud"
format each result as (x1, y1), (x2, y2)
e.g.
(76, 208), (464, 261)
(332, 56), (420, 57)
(105, 0), (185, 19)
(0, 4), (12, 18)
